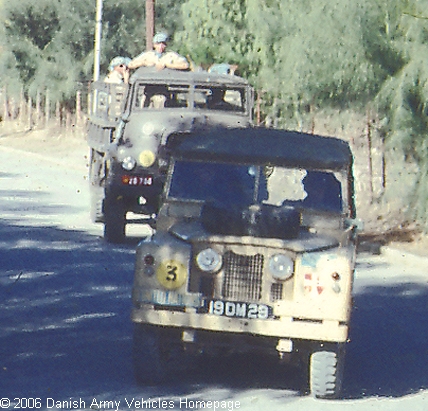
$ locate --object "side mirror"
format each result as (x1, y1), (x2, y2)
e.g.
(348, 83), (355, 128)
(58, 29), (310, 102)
(345, 218), (364, 232)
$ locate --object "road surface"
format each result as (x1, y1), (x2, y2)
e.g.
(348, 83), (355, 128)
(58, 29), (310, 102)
(0, 141), (427, 410)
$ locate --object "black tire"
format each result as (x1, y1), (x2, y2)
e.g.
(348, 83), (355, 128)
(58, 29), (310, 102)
(133, 324), (166, 385)
(133, 324), (193, 386)
(90, 186), (104, 223)
(89, 149), (106, 223)
(309, 345), (345, 399)
(103, 195), (126, 243)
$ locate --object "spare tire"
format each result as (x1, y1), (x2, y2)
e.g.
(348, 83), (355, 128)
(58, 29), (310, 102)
(201, 202), (300, 240)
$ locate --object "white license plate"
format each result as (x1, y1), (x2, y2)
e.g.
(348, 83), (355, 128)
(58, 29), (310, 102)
(206, 300), (273, 320)
(144, 290), (202, 308)
(151, 289), (184, 306)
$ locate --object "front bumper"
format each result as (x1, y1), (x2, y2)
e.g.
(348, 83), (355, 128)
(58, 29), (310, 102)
(131, 305), (349, 343)
(106, 165), (164, 212)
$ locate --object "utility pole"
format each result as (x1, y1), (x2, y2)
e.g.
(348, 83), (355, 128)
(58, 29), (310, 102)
(93, 0), (103, 81)
(146, 0), (155, 51)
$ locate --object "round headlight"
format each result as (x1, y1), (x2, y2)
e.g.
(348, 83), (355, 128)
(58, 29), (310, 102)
(142, 122), (155, 135)
(122, 156), (136, 171)
(268, 254), (294, 280)
(139, 150), (156, 167)
(196, 248), (222, 272)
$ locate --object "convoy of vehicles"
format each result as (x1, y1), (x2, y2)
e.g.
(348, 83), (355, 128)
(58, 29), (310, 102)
(130, 127), (359, 398)
(87, 67), (253, 242)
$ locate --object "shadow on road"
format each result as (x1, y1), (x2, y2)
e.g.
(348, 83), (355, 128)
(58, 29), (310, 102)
(344, 281), (428, 398)
(1, 215), (427, 400)
(0, 219), (139, 398)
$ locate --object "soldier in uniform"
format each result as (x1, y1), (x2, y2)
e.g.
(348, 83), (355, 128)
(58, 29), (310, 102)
(128, 32), (189, 71)
(104, 56), (131, 84)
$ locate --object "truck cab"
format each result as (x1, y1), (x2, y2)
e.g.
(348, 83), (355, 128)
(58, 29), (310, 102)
(87, 67), (253, 242)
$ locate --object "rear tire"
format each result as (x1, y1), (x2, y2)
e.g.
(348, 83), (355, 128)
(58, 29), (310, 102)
(90, 186), (104, 223)
(89, 149), (106, 223)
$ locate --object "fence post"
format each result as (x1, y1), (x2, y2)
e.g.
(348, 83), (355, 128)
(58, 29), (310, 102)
(36, 90), (41, 127)
(56, 101), (60, 127)
(45, 89), (50, 128)
(76, 90), (82, 127)
(256, 91), (261, 126)
(366, 108), (373, 202)
(2, 86), (8, 122)
(27, 96), (33, 129)
(19, 87), (25, 126)
(65, 109), (71, 131)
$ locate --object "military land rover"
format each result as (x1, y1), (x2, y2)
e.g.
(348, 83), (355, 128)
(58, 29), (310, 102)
(131, 127), (359, 398)
(87, 67), (253, 242)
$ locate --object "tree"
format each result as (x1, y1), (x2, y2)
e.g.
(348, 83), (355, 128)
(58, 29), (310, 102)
(0, 0), (186, 101)
(375, 0), (428, 228)
(0, 0), (94, 101)
(176, 0), (252, 72)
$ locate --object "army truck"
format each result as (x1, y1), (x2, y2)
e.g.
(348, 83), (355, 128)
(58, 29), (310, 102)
(131, 127), (359, 398)
(87, 67), (253, 242)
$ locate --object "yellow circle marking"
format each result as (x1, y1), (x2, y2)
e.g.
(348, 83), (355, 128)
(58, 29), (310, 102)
(156, 260), (187, 290)
(139, 150), (156, 167)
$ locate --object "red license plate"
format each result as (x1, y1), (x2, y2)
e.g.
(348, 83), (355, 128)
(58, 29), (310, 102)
(122, 175), (153, 186)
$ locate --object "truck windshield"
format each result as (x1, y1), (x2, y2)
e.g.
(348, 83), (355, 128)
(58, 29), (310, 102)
(169, 161), (343, 213)
(133, 83), (247, 112)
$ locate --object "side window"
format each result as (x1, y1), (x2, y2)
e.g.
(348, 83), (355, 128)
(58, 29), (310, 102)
(206, 87), (245, 112)
(133, 84), (190, 109)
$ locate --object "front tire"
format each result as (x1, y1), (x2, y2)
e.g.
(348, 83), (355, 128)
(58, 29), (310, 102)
(103, 195), (126, 243)
(133, 324), (194, 385)
(309, 345), (345, 398)
(133, 324), (165, 384)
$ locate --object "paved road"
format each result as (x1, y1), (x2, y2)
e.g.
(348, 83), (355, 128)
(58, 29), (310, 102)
(0, 146), (427, 410)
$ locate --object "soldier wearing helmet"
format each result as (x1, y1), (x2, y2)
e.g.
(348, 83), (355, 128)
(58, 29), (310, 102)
(105, 56), (131, 84)
(128, 32), (189, 71)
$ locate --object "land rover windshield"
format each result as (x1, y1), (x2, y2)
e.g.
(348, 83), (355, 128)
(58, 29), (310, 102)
(168, 160), (344, 214)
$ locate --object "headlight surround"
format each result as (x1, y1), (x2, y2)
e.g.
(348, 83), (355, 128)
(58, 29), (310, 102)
(268, 254), (294, 281)
(121, 156), (136, 171)
(139, 150), (156, 167)
(196, 248), (222, 273)
(142, 122), (155, 135)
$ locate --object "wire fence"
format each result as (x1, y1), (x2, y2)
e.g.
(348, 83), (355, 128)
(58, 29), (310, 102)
(0, 85), (90, 132)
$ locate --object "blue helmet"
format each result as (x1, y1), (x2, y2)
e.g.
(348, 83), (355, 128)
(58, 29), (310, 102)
(108, 56), (131, 72)
(153, 32), (168, 44)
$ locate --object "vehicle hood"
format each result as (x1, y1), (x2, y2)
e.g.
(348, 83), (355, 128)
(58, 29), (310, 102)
(169, 221), (339, 253)
(125, 111), (250, 146)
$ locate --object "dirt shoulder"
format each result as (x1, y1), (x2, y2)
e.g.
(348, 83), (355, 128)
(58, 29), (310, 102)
(0, 124), (89, 172)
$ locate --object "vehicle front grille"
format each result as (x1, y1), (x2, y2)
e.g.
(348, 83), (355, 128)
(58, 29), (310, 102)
(270, 283), (284, 302)
(222, 251), (264, 301)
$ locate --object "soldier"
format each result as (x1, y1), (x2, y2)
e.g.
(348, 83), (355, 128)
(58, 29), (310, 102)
(128, 32), (189, 71)
(104, 56), (131, 84)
